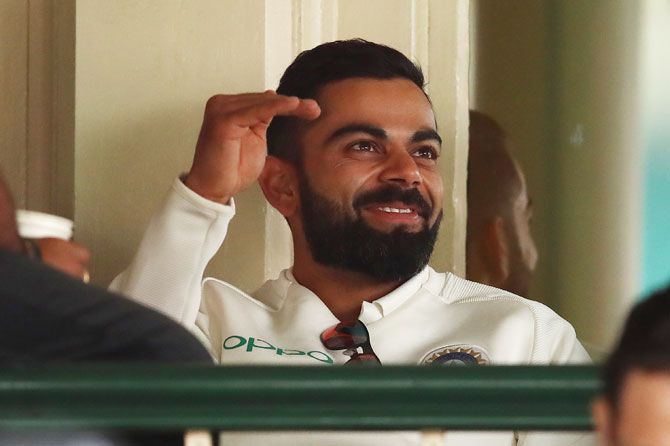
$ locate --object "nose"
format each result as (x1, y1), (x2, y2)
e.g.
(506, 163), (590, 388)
(380, 149), (422, 187)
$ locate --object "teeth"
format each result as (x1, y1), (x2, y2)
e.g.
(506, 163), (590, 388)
(378, 207), (412, 214)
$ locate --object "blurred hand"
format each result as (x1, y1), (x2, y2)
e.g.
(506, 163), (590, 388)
(184, 91), (320, 203)
(0, 175), (23, 253)
(36, 238), (91, 280)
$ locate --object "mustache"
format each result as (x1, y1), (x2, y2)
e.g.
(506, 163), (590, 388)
(352, 186), (432, 220)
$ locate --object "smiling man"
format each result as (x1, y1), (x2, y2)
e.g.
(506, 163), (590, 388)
(112, 39), (592, 445)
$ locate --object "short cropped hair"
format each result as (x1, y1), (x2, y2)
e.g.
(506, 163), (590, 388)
(267, 39), (426, 163)
(467, 110), (520, 221)
(602, 284), (670, 408)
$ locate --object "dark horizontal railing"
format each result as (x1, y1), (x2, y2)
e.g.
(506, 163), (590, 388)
(0, 365), (600, 431)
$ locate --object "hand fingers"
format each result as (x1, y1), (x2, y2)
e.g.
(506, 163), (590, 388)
(206, 90), (284, 114)
(37, 238), (90, 262)
(206, 92), (320, 123)
(291, 98), (321, 120)
(206, 91), (277, 113)
(36, 238), (91, 279)
(51, 239), (91, 263)
(233, 96), (320, 127)
(66, 240), (91, 264)
(61, 263), (88, 280)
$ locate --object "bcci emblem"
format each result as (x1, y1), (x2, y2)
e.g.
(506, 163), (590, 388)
(420, 344), (490, 366)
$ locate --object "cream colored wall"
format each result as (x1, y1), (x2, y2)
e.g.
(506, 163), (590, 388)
(75, 0), (268, 290)
(71, 0), (469, 290)
(472, 0), (641, 352)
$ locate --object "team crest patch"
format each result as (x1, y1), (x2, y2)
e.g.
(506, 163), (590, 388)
(420, 344), (490, 366)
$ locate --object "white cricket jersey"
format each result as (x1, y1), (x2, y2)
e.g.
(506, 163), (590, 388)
(111, 178), (595, 446)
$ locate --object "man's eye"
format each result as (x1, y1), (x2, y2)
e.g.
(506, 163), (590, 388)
(350, 141), (378, 152)
(414, 146), (439, 160)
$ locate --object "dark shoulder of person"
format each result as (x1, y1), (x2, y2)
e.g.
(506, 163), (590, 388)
(0, 249), (212, 364)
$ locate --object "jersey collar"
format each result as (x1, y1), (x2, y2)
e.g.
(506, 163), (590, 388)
(282, 266), (433, 323)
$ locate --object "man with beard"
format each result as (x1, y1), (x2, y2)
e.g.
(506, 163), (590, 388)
(112, 40), (592, 445)
(466, 111), (538, 297)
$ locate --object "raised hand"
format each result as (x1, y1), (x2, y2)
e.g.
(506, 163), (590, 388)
(184, 91), (320, 204)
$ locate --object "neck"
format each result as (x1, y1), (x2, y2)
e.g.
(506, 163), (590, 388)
(292, 256), (403, 322)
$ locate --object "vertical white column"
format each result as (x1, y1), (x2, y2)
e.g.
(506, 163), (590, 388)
(263, 0), (295, 281)
(262, 0), (342, 281)
(427, 0), (470, 277)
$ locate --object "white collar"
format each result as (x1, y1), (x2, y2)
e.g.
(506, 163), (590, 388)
(281, 266), (433, 323)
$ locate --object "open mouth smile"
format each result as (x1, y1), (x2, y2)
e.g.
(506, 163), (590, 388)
(352, 187), (432, 224)
(361, 202), (425, 227)
(376, 206), (413, 214)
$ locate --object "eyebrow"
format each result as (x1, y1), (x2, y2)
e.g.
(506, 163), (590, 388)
(325, 123), (442, 146)
(410, 129), (442, 146)
(325, 124), (387, 144)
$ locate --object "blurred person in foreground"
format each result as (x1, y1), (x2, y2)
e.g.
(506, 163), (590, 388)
(112, 39), (592, 445)
(0, 171), (211, 363)
(466, 110), (537, 298)
(591, 284), (670, 446)
(0, 171), (212, 445)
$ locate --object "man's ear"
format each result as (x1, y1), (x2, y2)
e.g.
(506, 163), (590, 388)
(258, 156), (299, 217)
(591, 397), (614, 446)
(483, 216), (510, 284)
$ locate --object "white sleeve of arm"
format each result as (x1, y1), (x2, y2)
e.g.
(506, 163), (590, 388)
(517, 304), (596, 446)
(529, 302), (592, 364)
(109, 177), (235, 327)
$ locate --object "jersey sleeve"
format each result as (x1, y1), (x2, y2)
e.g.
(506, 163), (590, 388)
(518, 303), (596, 446)
(109, 177), (235, 328)
(528, 300), (592, 365)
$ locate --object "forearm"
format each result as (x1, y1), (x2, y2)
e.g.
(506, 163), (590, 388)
(110, 177), (235, 326)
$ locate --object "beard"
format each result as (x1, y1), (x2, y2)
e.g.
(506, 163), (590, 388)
(298, 173), (443, 282)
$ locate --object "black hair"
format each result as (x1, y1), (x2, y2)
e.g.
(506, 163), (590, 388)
(267, 39), (426, 163)
(602, 283), (670, 409)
